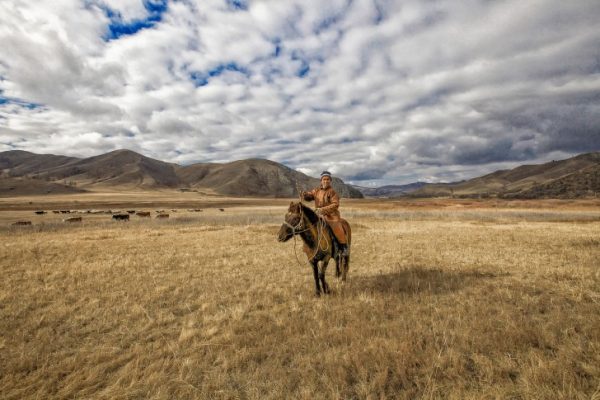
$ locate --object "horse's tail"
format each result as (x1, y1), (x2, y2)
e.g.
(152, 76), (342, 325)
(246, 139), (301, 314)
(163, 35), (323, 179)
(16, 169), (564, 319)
(342, 219), (351, 247)
(338, 219), (351, 281)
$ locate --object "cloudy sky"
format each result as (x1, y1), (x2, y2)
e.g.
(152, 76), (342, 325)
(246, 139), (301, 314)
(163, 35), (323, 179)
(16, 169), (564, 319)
(1, 0), (599, 186)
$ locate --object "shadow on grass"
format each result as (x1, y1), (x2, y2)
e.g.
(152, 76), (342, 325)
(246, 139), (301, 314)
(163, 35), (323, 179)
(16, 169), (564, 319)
(349, 266), (505, 295)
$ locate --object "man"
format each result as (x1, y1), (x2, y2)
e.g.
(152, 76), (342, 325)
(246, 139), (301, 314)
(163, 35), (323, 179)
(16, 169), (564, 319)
(302, 171), (349, 256)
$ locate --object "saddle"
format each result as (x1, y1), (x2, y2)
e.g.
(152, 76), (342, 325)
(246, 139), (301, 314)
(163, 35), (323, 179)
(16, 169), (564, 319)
(319, 217), (350, 257)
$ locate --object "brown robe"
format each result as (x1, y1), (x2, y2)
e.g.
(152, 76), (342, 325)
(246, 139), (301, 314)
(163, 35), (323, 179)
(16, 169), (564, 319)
(302, 186), (347, 244)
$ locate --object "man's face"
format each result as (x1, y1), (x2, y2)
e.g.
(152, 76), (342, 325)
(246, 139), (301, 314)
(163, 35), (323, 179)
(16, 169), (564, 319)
(321, 176), (331, 189)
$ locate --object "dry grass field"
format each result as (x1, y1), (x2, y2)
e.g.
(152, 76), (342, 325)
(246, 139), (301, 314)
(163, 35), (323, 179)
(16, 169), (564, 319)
(1, 194), (599, 399)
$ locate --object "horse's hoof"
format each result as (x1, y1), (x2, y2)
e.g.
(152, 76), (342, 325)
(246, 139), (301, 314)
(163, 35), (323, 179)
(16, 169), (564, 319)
(315, 292), (321, 297)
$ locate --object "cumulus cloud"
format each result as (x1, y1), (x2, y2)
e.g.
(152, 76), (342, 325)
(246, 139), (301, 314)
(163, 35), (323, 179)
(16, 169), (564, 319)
(1, 0), (599, 186)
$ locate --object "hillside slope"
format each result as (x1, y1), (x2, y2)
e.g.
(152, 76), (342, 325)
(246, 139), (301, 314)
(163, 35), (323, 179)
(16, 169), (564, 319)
(179, 159), (362, 198)
(0, 150), (362, 198)
(0, 150), (78, 176)
(0, 177), (86, 196)
(410, 152), (600, 198)
(46, 150), (182, 188)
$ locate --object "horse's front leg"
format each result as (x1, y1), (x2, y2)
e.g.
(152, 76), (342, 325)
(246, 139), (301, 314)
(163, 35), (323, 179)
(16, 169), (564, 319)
(311, 259), (321, 296)
(319, 258), (330, 294)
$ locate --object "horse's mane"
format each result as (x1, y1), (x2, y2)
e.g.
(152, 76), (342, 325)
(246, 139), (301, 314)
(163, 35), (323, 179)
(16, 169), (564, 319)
(300, 202), (320, 224)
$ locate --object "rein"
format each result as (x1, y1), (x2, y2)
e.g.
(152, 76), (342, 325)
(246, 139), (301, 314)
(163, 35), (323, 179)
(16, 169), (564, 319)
(287, 206), (330, 267)
(288, 185), (331, 267)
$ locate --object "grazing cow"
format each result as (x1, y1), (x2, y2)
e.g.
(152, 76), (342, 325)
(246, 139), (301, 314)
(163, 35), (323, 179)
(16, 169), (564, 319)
(155, 210), (165, 213)
(156, 213), (170, 219)
(112, 214), (130, 221)
(136, 211), (151, 217)
(219, 208), (225, 212)
(60, 210), (70, 214)
(12, 221), (32, 226)
(34, 210), (47, 215)
(64, 216), (82, 223)
(127, 210), (136, 214)
(52, 210), (60, 214)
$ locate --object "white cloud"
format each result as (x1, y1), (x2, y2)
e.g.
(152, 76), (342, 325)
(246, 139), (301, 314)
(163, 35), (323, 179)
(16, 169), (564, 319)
(1, 0), (599, 185)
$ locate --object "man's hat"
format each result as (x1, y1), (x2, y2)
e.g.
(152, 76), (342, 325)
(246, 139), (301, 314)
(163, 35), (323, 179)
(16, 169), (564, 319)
(320, 170), (332, 178)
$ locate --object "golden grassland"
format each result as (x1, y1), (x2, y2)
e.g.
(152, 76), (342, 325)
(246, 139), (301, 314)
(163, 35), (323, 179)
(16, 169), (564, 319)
(1, 195), (599, 399)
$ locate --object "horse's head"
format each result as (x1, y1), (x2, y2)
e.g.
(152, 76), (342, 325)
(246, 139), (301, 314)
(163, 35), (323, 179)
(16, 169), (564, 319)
(277, 201), (303, 242)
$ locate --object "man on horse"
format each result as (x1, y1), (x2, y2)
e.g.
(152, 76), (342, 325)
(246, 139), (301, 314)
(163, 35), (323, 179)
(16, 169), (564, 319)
(302, 171), (349, 256)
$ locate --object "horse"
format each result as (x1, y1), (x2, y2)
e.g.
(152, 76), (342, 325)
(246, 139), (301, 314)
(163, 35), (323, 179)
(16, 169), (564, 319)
(277, 201), (351, 296)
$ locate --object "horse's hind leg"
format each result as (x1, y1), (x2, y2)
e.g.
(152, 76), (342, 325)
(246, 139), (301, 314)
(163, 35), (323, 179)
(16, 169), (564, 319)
(319, 259), (330, 294)
(311, 260), (321, 296)
(335, 257), (341, 278)
(341, 255), (350, 283)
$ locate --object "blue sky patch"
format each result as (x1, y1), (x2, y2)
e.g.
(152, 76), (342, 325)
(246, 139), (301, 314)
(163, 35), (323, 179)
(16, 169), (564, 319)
(98, 0), (168, 41)
(291, 51), (311, 78)
(226, 0), (248, 11)
(273, 39), (282, 57)
(189, 62), (250, 87)
(189, 72), (209, 87)
(297, 61), (310, 77)
(0, 95), (42, 110)
(208, 63), (249, 78)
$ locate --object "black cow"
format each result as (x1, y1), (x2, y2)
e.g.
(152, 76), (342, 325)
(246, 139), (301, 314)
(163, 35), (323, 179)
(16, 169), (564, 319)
(112, 214), (130, 221)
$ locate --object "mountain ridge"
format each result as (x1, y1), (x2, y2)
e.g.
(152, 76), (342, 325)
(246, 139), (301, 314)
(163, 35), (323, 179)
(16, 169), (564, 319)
(0, 149), (363, 198)
(2, 149), (598, 199)
(407, 152), (600, 199)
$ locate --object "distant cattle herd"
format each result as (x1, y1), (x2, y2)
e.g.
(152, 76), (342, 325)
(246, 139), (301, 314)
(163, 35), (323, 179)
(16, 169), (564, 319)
(9, 208), (225, 226)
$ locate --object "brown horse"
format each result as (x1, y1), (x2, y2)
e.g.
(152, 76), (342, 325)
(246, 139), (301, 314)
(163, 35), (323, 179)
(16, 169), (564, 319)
(277, 201), (351, 296)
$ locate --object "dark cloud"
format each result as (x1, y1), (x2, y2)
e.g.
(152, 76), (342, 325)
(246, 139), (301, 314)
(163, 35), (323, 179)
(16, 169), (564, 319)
(347, 169), (388, 181)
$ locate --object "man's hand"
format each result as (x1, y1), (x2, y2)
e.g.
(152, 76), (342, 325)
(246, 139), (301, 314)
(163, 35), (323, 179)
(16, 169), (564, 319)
(315, 208), (323, 216)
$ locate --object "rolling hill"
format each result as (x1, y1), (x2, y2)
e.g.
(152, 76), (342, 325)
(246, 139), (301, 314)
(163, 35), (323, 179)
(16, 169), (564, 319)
(0, 150), (78, 176)
(409, 152), (600, 198)
(0, 177), (86, 196)
(0, 149), (363, 198)
(179, 158), (361, 198)
(3, 149), (597, 199)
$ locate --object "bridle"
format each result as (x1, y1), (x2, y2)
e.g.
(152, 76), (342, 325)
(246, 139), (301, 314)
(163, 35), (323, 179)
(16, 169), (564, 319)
(283, 204), (310, 235)
(284, 204), (330, 266)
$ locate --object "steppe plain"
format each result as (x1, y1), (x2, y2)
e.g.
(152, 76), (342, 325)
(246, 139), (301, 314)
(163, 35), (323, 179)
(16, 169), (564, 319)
(1, 191), (599, 399)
